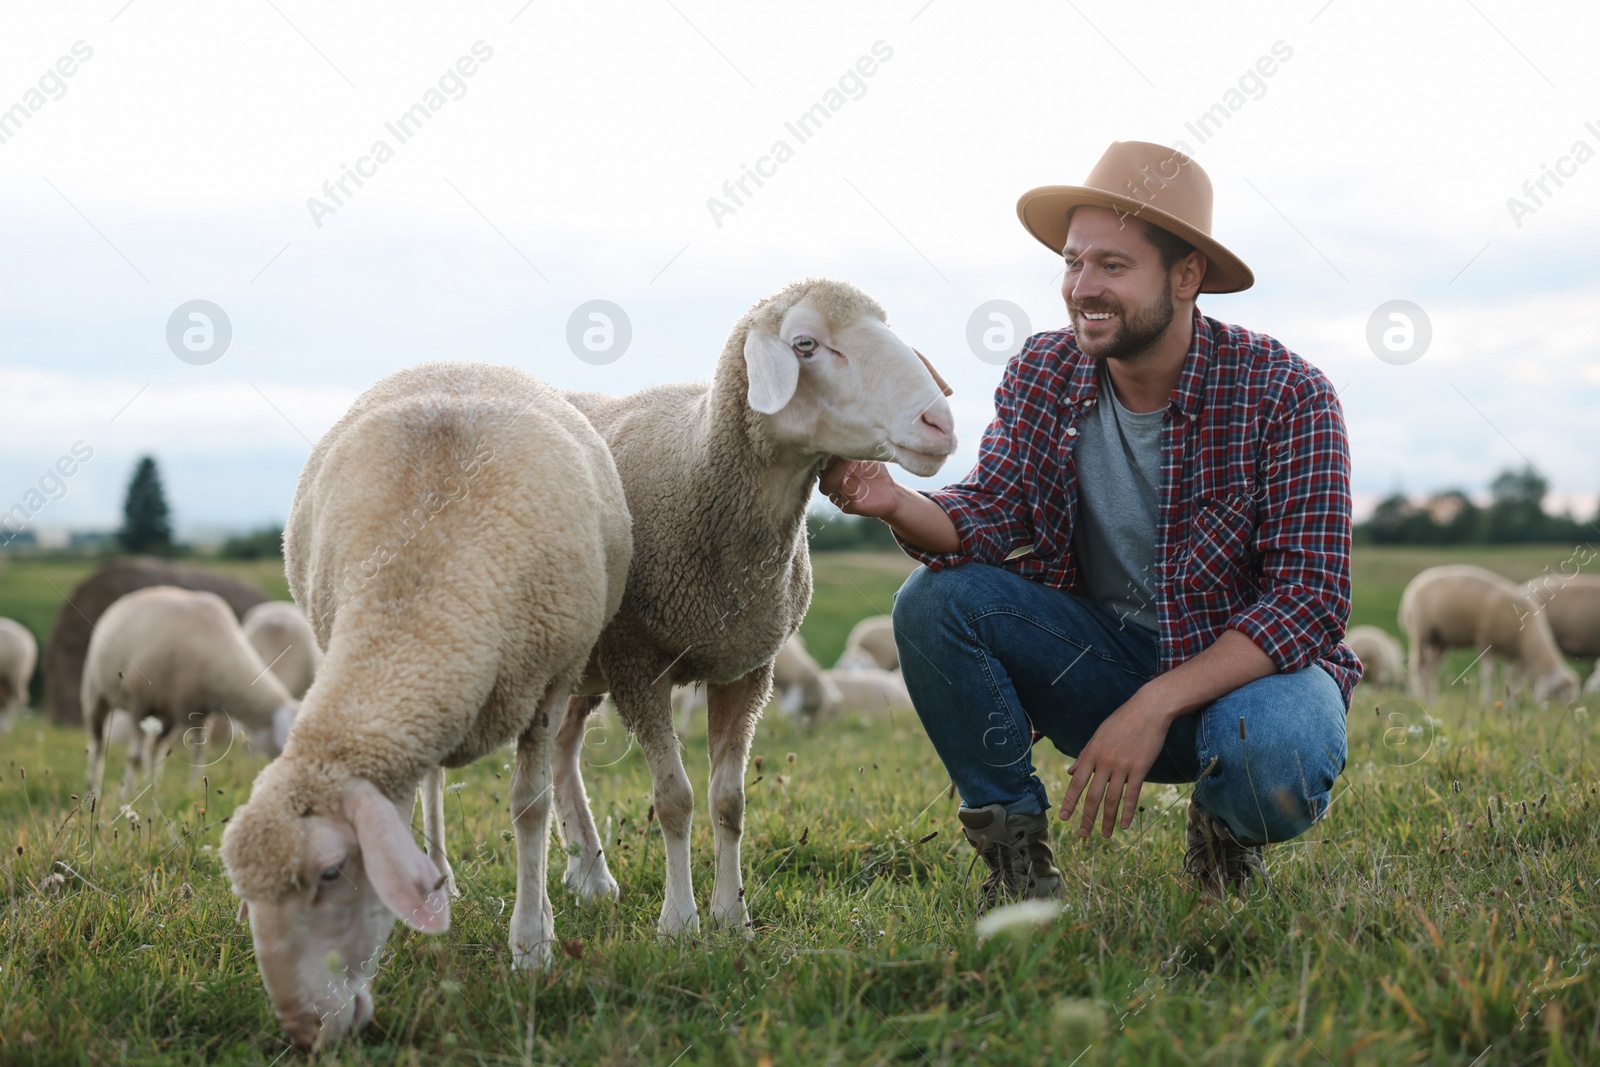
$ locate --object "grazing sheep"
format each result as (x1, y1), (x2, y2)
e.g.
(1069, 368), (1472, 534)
(43, 557), (268, 727)
(81, 586), (297, 796)
(819, 666), (913, 717)
(221, 362), (631, 1051)
(1521, 573), (1600, 659)
(1398, 564), (1578, 705)
(835, 614), (898, 671)
(242, 600), (322, 700)
(1345, 625), (1405, 689)
(774, 633), (842, 720)
(0, 618), (38, 735)
(550, 278), (957, 935)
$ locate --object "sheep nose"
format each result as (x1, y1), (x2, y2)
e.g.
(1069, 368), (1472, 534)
(919, 406), (953, 437)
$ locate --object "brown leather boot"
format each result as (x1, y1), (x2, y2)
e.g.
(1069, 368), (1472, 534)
(1183, 802), (1266, 899)
(957, 803), (1067, 914)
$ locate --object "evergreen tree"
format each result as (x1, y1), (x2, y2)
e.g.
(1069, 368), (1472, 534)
(119, 455), (173, 554)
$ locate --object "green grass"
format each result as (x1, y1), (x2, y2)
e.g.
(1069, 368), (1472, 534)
(2, 548), (1599, 1064)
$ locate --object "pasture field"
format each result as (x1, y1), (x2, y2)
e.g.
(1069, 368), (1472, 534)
(1, 546), (1598, 1065)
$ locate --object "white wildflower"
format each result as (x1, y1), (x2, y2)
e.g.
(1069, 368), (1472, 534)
(139, 716), (162, 737)
(975, 899), (1063, 942)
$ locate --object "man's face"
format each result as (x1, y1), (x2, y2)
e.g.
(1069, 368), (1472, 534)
(1060, 206), (1178, 362)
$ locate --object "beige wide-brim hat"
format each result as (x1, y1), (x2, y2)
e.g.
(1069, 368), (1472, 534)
(1017, 140), (1254, 294)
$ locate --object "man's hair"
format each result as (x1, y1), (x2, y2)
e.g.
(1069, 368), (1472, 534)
(1141, 220), (1198, 270)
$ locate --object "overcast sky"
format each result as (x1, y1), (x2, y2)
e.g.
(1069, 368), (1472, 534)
(2, 0), (1597, 540)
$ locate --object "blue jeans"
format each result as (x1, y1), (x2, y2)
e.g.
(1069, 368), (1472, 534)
(892, 563), (1348, 845)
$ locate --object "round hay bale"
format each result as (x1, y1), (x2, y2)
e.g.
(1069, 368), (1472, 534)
(43, 557), (270, 726)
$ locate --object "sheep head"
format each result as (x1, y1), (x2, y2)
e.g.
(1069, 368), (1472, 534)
(222, 771), (448, 1051)
(1533, 665), (1580, 706)
(742, 280), (957, 477)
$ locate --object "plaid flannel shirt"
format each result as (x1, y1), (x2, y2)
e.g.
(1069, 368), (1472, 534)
(898, 308), (1362, 707)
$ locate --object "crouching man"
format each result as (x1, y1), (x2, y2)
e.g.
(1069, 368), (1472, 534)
(822, 141), (1359, 909)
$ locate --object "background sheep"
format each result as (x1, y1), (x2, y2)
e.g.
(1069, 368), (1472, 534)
(1398, 564), (1578, 705)
(551, 278), (956, 935)
(0, 617), (38, 736)
(1345, 625), (1405, 689)
(819, 666), (913, 718)
(242, 600), (322, 699)
(834, 614), (898, 671)
(1522, 574), (1600, 659)
(82, 586), (297, 796)
(43, 557), (269, 727)
(774, 633), (842, 721)
(221, 362), (631, 1051)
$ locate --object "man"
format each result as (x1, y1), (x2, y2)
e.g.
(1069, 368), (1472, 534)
(820, 141), (1358, 909)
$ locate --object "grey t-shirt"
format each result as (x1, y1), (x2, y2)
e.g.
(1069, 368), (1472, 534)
(1071, 363), (1163, 632)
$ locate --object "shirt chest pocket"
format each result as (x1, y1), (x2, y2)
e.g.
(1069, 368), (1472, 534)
(1183, 490), (1257, 589)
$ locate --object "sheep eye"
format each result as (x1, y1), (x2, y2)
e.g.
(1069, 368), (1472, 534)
(319, 866), (341, 883)
(791, 336), (818, 355)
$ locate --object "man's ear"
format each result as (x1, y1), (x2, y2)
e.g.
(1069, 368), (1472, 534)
(743, 326), (800, 414)
(344, 778), (450, 934)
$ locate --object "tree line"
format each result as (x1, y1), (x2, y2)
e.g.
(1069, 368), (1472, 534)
(1358, 465), (1597, 545)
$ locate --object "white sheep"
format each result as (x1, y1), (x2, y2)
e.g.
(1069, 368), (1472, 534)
(220, 362), (631, 1051)
(818, 665), (913, 717)
(1521, 574), (1600, 659)
(774, 633), (842, 720)
(1345, 625), (1406, 689)
(242, 600), (322, 700)
(1398, 564), (1579, 705)
(549, 278), (956, 935)
(835, 614), (898, 671)
(0, 617), (38, 736)
(82, 586), (297, 796)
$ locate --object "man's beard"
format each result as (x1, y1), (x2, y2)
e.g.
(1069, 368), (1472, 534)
(1071, 278), (1176, 363)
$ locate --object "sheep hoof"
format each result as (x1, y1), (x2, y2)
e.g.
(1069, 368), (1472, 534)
(511, 939), (554, 971)
(564, 864), (619, 902)
(656, 906), (700, 939)
(709, 904), (753, 938)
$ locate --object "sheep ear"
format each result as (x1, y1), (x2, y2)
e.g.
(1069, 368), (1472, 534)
(743, 326), (799, 414)
(344, 779), (450, 934)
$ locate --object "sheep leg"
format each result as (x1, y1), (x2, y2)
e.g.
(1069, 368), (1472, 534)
(1414, 642), (1442, 706)
(1479, 654), (1495, 706)
(705, 666), (769, 935)
(552, 694), (619, 902)
(86, 698), (111, 799)
(637, 716), (699, 937)
(421, 766), (458, 898)
(509, 687), (563, 970)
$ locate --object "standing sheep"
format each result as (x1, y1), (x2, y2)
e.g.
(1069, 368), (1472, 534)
(1398, 564), (1578, 705)
(221, 362), (631, 1051)
(549, 278), (956, 935)
(835, 614), (898, 671)
(1345, 625), (1405, 689)
(0, 618), (38, 736)
(82, 587), (297, 795)
(242, 600), (322, 699)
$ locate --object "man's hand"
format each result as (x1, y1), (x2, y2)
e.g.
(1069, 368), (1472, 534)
(817, 456), (962, 553)
(1058, 687), (1178, 839)
(819, 457), (899, 518)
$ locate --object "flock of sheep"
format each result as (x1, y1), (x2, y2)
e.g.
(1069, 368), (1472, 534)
(0, 277), (1595, 1050)
(1, 278), (959, 1050)
(1353, 564), (1600, 705)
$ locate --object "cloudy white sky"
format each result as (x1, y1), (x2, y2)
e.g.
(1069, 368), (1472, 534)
(2, 0), (1597, 540)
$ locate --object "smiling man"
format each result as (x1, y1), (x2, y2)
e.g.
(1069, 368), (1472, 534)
(820, 141), (1359, 909)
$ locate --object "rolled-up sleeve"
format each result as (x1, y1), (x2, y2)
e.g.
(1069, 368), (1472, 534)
(895, 363), (1034, 570)
(1224, 374), (1353, 673)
